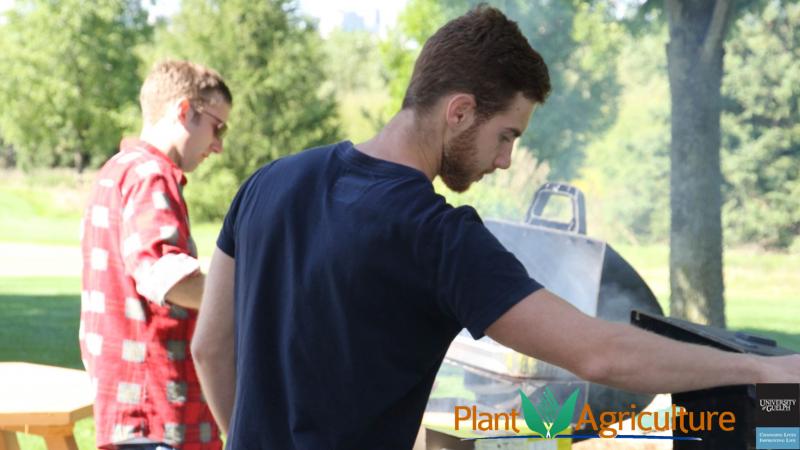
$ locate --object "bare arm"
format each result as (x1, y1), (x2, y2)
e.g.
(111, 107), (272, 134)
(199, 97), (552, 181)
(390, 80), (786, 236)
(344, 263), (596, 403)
(164, 271), (205, 310)
(191, 247), (236, 433)
(486, 289), (800, 394)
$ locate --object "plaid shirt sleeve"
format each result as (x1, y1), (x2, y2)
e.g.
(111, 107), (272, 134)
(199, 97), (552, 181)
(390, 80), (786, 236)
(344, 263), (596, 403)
(120, 170), (200, 305)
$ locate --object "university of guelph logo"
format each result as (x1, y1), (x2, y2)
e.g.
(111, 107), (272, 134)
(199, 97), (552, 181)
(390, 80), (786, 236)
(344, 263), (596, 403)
(757, 384), (800, 425)
(755, 384), (800, 450)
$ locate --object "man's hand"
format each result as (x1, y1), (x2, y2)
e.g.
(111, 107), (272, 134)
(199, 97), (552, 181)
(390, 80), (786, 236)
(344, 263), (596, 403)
(757, 354), (800, 383)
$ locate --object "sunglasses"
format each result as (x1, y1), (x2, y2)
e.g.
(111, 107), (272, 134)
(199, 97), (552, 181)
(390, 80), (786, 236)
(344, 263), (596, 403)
(195, 107), (228, 139)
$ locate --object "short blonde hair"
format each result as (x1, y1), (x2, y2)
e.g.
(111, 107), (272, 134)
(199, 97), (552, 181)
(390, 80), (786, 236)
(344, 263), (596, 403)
(139, 60), (232, 125)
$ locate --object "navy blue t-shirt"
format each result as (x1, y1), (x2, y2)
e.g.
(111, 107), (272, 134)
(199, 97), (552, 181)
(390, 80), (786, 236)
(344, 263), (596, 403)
(217, 141), (542, 449)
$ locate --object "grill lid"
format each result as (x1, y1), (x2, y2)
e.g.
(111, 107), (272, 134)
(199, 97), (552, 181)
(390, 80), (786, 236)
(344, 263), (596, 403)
(631, 310), (796, 356)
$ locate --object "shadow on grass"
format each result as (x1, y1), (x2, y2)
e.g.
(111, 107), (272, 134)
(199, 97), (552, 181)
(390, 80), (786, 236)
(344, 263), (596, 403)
(734, 328), (800, 353)
(0, 293), (82, 369)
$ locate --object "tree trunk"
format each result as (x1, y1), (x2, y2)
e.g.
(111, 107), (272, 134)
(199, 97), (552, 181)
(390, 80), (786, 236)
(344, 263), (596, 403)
(73, 151), (86, 173)
(666, 0), (731, 327)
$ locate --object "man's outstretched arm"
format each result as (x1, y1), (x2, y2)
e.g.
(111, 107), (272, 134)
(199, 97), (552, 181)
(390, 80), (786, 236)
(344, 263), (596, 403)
(486, 288), (800, 394)
(192, 246), (237, 433)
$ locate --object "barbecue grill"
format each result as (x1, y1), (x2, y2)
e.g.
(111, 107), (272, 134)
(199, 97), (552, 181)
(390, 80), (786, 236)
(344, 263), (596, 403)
(427, 183), (666, 425)
(631, 310), (798, 450)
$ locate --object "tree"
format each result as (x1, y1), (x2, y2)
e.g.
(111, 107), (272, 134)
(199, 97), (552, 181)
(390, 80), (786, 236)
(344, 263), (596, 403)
(379, 0), (448, 117)
(0, 0), (150, 171)
(581, 24), (671, 245)
(146, 0), (340, 220)
(665, 0), (732, 327)
(584, 1), (800, 251)
(721, 0), (800, 249)
(323, 28), (391, 143)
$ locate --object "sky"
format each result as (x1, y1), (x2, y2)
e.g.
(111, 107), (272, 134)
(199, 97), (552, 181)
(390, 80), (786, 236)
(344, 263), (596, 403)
(0, 0), (11, 23)
(0, 0), (407, 34)
(298, 0), (406, 35)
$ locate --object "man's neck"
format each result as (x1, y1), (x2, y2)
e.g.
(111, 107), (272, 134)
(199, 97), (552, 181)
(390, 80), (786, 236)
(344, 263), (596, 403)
(355, 109), (442, 181)
(139, 125), (180, 167)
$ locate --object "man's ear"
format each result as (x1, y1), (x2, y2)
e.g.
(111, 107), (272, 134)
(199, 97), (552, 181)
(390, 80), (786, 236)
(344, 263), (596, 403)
(445, 93), (477, 132)
(174, 97), (192, 125)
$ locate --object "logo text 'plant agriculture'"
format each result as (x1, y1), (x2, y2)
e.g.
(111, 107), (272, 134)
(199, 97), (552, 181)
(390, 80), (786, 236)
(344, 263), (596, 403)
(453, 387), (737, 440)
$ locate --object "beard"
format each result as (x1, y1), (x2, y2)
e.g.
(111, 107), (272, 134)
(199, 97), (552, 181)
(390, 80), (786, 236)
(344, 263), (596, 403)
(440, 122), (481, 193)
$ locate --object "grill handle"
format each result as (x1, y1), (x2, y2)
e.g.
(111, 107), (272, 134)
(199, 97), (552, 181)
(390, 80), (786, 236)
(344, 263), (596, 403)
(525, 182), (587, 235)
(734, 331), (777, 348)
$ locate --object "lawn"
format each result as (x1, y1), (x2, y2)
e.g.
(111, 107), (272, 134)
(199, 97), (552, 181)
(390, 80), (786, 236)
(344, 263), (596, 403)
(0, 276), (94, 449)
(614, 243), (800, 351)
(0, 170), (222, 257)
(0, 185), (83, 245)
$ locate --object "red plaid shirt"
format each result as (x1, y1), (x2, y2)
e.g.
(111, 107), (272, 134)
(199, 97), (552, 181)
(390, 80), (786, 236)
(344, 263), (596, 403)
(79, 139), (221, 449)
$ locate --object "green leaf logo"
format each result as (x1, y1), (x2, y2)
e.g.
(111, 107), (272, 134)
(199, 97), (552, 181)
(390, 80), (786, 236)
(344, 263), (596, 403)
(519, 387), (580, 439)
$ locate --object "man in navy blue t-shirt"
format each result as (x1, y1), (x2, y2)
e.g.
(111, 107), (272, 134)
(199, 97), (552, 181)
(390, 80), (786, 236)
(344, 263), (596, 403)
(192, 6), (800, 450)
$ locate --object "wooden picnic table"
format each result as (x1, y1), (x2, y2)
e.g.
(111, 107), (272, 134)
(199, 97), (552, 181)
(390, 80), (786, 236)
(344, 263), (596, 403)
(0, 362), (94, 450)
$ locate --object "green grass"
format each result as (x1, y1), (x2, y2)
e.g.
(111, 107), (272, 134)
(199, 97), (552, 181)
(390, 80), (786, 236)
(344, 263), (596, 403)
(429, 363), (476, 402)
(614, 244), (800, 351)
(0, 172), (223, 254)
(0, 186), (83, 245)
(0, 276), (95, 449)
(13, 418), (95, 450)
(192, 221), (223, 259)
(0, 277), (82, 368)
(0, 170), (89, 245)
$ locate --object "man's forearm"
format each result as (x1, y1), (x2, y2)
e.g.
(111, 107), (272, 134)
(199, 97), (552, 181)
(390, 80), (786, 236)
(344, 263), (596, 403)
(192, 247), (238, 433)
(487, 289), (799, 395)
(587, 321), (766, 393)
(165, 271), (204, 310)
(194, 347), (236, 433)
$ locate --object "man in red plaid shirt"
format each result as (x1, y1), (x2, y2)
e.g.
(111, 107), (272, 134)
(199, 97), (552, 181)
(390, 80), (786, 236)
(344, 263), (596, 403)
(80, 60), (232, 450)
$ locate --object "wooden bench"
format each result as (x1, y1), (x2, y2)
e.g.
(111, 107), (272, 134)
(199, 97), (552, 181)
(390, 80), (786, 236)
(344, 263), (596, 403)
(0, 362), (94, 450)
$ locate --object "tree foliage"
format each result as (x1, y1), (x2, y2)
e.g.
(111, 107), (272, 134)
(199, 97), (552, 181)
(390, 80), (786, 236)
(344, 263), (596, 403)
(722, 0), (800, 249)
(0, 0), (150, 171)
(378, 0), (448, 117)
(323, 28), (391, 143)
(147, 0), (341, 220)
(324, 29), (387, 94)
(584, 0), (800, 253)
(581, 25), (670, 244)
